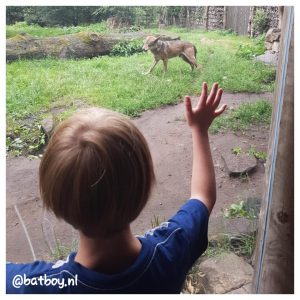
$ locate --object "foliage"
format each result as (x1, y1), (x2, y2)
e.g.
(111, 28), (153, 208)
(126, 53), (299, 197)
(23, 6), (101, 27)
(231, 147), (242, 155)
(93, 6), (137, 25)
(6, 121), (46, 156)
(6, 21), (108, 39)
(230, 145), (267, 163)
(204, 233), (256, 259)
(6, 6), (203, 29)
(228, 233), (256, 258)
(236, 34), (266, 59)
(7, 6), (156, 28)
(214, 28), (237, 36)
(223, 200), (257, 220)
(50, 238), (78, 261)
(210, 100), (272, 133)
(111, 40), (144, 56)
(119, 25), (142, 33)
(253, 9), (269, 35)
(247, 146), (267, 161)
(150, 215), (165, 228)
(6, 7), (25, 24)
(224, 201), (248, 218)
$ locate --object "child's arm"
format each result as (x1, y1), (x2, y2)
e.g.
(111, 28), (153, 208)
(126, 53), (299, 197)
(184, 82), (226, 214)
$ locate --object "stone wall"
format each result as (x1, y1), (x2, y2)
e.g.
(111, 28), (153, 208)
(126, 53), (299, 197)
(265, 6), (280, 28)
(164, 6), (280, 34)
(207, 6), (225, 30)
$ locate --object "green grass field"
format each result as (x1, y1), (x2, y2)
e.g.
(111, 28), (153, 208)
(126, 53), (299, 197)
(6, 21), (109, 38)
(6, 23), (275, 156)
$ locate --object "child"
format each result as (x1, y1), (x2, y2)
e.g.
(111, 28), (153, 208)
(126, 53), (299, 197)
(6, 82), (226, 294)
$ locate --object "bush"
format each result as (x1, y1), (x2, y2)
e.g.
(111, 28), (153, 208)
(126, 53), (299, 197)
(110, 40), (144, 56)
(236, 35), (266, 59)
(253, 9), (269, 35)
(119, 25), (142, 33)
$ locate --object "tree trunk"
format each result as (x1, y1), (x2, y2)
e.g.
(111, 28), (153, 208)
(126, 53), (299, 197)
(186, 7), (191, 30)
(204, 6), (209, 30)
(223, 6), (227, 29)
(6, 31), (147, 62)
(248, 6), (257, 37)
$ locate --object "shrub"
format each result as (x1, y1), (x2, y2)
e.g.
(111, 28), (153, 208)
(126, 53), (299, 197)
(110, 40), (144, 56)
(253, 9), (269, 35)
(236, 35), (266, 59)
(119, 25), (142, 33)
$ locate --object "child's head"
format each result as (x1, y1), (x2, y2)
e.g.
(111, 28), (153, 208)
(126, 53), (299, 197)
(39, 108), (155, 237)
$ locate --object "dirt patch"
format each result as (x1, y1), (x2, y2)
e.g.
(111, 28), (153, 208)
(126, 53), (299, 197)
(6, 92), (272, 262)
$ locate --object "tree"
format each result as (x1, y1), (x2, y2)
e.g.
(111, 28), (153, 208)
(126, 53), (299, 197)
(93, 7), (136, 26)
(23, 6), (97, 27)
(6, 7), (25, 24)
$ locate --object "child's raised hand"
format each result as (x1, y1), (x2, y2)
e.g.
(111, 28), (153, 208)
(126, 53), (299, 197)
(184, 82), (227, 133)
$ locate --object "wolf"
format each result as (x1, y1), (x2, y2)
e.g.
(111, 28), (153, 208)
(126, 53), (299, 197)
(143, 35), (198, 73)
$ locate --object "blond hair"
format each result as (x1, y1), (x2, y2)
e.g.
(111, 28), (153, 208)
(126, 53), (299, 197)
(39, 108), (155, 237)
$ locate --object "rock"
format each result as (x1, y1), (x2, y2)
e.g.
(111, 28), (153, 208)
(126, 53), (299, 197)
(272, 41), (280, 52)
(221, 152), (257, 177)
(254, 50), (279, 66)
(226, 283), (252, 294)
(265, 41), (273, 50)
(264, 28), (281, 54)
(41, 114), (54, 140)
(255, 50), (279, 65)
(182, 253), (253, 294)
(244, 197), (261, 217)
(265, 28), (281, 43)
(208, 214), (258, 241)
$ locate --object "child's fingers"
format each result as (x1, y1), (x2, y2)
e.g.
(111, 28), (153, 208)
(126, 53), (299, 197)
(184, 96), (193, 115)
(207, 83), (218, 106)
(214, 104), (227, 117)
(212, 88), (223, 109)
(198, 82), (208, 110)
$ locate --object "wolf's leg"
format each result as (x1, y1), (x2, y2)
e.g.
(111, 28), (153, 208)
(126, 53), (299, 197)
(146, 58), (159, 74)
(189, 56), (198, 70)
(162, 59), (168, 73)
(181, 48), (198, 70)
(180, 52), (195, 70)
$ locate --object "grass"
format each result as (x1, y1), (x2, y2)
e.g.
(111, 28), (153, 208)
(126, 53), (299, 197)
(6, 24), (275, 156)
(150, 214), (166, 229)
(204, 232), (256, 260)
(6, 21), (108, 38)
(50, 238), (78, 261)
(210, 100), (272, 133)
(223, 200), (257, 219)
(247, 146), (267, 161)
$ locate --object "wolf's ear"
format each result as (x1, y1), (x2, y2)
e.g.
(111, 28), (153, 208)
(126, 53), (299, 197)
(153, 36), (161, 43)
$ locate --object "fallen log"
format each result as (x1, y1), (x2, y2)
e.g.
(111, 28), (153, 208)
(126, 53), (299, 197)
(6, 31), (149, 62)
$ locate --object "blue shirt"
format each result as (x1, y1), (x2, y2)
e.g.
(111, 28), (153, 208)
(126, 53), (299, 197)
(6, 199), (209, 294)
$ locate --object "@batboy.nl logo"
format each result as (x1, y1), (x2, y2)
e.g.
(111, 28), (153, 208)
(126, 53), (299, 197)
(12, 273), (78, 289)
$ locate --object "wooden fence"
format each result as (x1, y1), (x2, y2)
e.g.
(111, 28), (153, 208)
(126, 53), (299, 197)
(224, 6), (251, 35)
